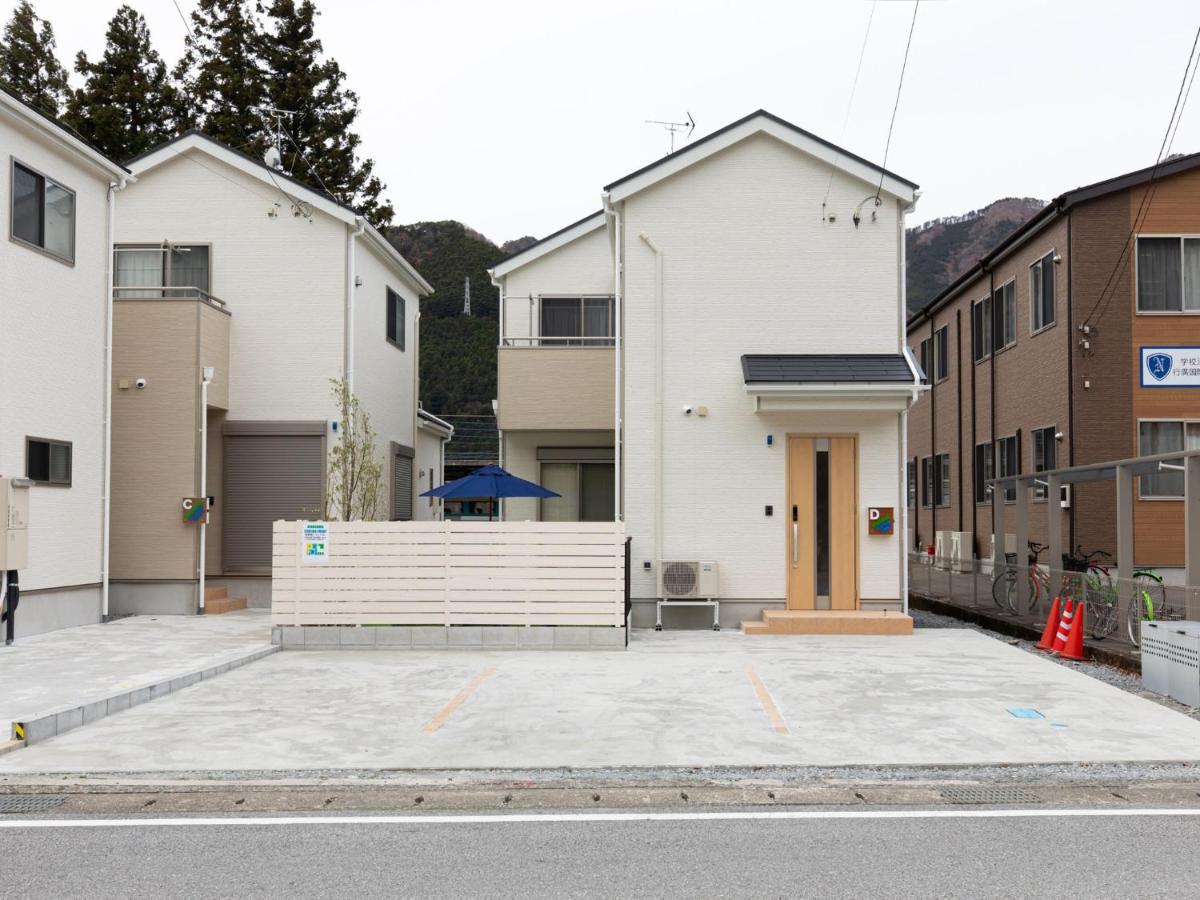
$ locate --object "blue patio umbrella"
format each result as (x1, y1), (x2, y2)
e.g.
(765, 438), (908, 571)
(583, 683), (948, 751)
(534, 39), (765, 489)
(421, 465), (559, 520)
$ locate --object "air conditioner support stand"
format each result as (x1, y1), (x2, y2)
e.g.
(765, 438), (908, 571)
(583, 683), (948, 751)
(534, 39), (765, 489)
(656, 598), (720, 631)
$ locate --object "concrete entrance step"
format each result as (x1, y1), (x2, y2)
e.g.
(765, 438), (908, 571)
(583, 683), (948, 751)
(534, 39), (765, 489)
(742, 609), (913, 636)
(206, 596), (247, 615)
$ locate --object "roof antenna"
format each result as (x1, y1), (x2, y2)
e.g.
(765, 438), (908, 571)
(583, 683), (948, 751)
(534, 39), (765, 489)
(254, 105), (296, 172)
(645, 112), (695, 154)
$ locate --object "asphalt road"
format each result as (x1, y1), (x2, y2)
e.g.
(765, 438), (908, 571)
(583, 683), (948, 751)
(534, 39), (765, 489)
(1, 807), (1198, 898)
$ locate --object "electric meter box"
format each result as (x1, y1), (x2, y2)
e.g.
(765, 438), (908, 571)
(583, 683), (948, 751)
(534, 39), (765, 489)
(0, 477), (31, 570)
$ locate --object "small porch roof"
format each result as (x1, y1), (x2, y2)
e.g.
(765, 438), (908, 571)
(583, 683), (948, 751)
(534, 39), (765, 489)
(742, 353), (925, 412)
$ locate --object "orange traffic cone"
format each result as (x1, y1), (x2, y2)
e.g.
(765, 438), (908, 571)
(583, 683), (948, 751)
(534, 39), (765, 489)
(1056, 601), (1087, 661)
(1050, 599), (1075, 654)
(1036, 597), (1062, 652)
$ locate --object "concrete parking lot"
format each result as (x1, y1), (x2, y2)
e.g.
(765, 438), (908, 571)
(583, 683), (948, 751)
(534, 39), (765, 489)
(1, 627), (1198, 774)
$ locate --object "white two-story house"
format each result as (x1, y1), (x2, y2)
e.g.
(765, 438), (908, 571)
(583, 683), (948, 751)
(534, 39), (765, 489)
(490, 111), (924, 632)
(1, 87), (130, 638)
(108, 131), (448, 614)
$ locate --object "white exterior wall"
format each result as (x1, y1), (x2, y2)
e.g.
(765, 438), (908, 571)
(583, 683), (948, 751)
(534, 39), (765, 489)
(0, 114), (112, 602)
(620, 132), (905, 601)
(500, 225), (612, 339)
(115, 151), (346, 425)
(352, 236), (418, 457)
(414, 424), (447, 521)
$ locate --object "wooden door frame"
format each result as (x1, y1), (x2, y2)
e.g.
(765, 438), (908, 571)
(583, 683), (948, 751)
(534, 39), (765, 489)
(785, 432), (860, 610)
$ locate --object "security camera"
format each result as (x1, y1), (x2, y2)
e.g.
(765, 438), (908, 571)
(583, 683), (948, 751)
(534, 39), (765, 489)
(683, 405), (694, 416)
(1055, 431), (1064, 441)
(135, 377), (147, 390)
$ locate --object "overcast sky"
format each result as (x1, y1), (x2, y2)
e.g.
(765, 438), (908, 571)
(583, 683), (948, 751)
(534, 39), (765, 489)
(24, 0), (1200, 243)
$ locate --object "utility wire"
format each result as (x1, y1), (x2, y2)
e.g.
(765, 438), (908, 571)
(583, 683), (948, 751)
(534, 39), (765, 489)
(875, 0), (920, 200)
(172, 0), (194, 39)
(1081, 22), (1200, 328)
(822, 0), (877, 213)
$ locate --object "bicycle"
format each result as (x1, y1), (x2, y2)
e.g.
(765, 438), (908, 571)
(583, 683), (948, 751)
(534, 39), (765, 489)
(1126, 567), (1172, 647)
(1064, 548), (1120, 640)
(992, 541), (1074, 615)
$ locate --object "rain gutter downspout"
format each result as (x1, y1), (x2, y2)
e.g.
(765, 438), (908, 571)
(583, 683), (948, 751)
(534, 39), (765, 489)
(639, 231), (664, 570)
(345, 217), (367, 396)
(603, 194), (623, 523)
(101, 175), (130, 620)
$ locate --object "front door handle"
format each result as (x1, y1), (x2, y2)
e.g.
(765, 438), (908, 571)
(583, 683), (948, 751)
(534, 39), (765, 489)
(792, 522), (799, 565)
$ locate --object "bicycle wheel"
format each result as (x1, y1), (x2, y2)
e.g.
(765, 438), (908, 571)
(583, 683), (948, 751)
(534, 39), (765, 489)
(991, 570), (1014, 611)
(1087, 576), (1119, 640)
(1126, 574), (1164, 646)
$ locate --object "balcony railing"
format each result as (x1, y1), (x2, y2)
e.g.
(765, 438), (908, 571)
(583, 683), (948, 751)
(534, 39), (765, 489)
(113, 285), (227, 310)
(500, 335), (615, 347)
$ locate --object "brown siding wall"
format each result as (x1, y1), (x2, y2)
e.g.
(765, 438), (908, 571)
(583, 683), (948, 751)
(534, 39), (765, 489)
(1128, 167), (1200, 565)
(497, 347), (614, 431)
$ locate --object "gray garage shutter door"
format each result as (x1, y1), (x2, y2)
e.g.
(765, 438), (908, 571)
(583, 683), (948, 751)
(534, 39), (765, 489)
(224, 431), (324, 571)
(392, 452), (413, 521)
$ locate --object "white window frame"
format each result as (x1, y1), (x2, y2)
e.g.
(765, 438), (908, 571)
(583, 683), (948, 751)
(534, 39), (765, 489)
(971, 295), (992, 363)
(1029, 249), (1057, 335)
(1136, 418), (1200, 499)
(997, 435), (1019, 504)
(992, 278), (1017, 353)
(10, 157), (76, 265)
(1135, 234), (1200, 315)
(1031, 424), (1058, 500)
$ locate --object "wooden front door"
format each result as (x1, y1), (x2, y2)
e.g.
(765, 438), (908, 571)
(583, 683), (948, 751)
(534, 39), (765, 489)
(786, 436), (858, 610)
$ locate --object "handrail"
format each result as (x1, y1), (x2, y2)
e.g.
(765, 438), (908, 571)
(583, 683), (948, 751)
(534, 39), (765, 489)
(113, 285), (227, 309)
(500, 336), (616, 347)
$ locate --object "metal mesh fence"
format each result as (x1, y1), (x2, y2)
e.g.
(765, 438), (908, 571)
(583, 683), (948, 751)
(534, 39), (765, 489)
(908, 552), (1200, 650)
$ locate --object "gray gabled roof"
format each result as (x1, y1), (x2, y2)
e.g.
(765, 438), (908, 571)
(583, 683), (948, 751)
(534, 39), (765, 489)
(742, 354), (917, 384)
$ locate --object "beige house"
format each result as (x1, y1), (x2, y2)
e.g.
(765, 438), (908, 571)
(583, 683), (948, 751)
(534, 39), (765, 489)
(108, 132), (445, 614)
(1, 87), (129, 637)
(490, 111), (925, 632)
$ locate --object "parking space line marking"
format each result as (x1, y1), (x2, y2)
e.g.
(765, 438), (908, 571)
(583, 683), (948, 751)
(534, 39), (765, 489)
(422, 667), (497, 735)
(746, 665), (789, 735)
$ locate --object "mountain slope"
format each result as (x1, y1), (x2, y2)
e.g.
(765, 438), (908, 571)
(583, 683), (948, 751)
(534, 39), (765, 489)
(906, 197), (1045, 314)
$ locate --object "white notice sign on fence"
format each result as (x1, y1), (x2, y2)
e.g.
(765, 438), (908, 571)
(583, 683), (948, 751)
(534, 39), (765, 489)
(302, 522), (329, 564)
(1141, 346), (1200, 388)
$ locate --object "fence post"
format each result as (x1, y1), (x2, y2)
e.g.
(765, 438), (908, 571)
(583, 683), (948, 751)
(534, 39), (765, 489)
(292, 521), (301, 628)
(1015, 477), (1029, 614)
(1117, 464), (1134, 587)
(443, 519), (452, 628)
(1047, 473), (1063, 602)
(1186, 456), (1200, 590)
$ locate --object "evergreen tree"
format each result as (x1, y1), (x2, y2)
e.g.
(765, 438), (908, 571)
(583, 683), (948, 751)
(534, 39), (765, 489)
(174, 0), (267, 153)
(0, 1), (69, 117)
(261, 0), (393, 227)
(65, 6), (176, 161)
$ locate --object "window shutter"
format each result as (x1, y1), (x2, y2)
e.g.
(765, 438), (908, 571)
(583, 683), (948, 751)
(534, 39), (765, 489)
(224, 430), (324, 571)
(392, 452), (413, 521)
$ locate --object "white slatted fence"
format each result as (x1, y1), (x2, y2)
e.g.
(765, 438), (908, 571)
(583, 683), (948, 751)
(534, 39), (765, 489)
(272, 520), (625, 627)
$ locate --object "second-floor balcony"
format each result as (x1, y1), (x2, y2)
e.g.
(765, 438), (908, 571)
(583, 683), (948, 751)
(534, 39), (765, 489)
(497, 343), (615, 431)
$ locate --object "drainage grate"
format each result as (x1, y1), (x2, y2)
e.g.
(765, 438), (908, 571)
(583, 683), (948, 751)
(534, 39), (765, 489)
(940, 787), (1042, 805)
(0, 795), (67, 814)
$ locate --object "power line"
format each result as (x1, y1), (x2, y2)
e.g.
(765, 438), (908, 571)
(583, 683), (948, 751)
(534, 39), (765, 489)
(875, 0), (920, 200)
(1081, 22), (1200, 328)
(171, 0), (194, 40)
(823, 0), (877, 215)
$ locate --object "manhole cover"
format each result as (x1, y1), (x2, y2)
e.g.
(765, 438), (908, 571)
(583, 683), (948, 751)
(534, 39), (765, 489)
(0, 795), (67, 814)
(940, 787), (1041, 805)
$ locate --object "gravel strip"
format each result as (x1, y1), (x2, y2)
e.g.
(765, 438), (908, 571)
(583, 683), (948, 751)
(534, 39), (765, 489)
(911, 607), (1200, 721)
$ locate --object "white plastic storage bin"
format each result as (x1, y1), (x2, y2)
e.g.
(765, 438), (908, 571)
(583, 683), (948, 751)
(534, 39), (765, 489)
(1140, 621), (1172, 698)
(1166, 622), (1200, 709)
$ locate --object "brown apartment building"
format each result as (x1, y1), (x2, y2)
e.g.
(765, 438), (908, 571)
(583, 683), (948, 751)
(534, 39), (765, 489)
(907, 152), (1200, 574)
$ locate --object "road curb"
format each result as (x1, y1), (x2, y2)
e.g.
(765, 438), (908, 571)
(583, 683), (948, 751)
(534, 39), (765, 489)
(8, 645), (279, 747)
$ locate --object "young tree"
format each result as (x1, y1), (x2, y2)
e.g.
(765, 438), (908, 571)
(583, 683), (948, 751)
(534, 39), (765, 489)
(66, 6), (177, 161)
(325, 378), (386, 521)
(261, 0), (393, 227)
(174, 0), (267, 153)
(0, 1), (69, 117)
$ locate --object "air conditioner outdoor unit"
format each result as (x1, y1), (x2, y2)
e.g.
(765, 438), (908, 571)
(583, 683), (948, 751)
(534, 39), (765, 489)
(949, 531), (974, 574)
(934, 531), (952, 569)
(659, 560), (719, 600)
